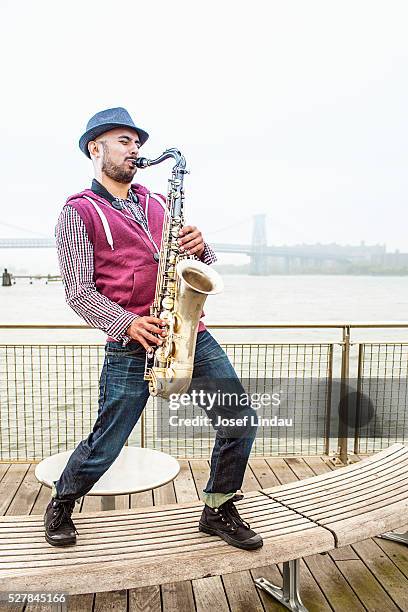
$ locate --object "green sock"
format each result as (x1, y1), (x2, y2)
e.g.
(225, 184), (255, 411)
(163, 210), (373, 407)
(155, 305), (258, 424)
(202, 491), (236, 508)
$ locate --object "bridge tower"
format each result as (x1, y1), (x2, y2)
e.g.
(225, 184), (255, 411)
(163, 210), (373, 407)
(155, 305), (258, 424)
(250, 214), (269, 275)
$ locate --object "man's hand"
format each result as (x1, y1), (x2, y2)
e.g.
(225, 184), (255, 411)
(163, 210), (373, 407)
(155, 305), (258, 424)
(178, 225), (205, 258)
(126, 316), (167, 352)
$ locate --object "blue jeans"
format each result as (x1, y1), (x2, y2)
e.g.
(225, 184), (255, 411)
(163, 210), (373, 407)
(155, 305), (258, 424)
(54, 330), (258, 501)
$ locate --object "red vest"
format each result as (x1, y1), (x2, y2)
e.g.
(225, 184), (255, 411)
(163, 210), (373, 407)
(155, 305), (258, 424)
(64, 183), (206, 340)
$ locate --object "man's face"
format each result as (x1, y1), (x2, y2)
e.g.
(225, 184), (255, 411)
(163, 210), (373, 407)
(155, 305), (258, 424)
(94, 127), (141, 184)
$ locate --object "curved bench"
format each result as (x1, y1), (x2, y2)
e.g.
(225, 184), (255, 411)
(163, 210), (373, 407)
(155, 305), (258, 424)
(1, 443), (408, 612)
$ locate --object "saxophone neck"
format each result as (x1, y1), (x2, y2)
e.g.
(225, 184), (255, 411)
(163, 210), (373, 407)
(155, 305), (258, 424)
(136, 148), (187, 173)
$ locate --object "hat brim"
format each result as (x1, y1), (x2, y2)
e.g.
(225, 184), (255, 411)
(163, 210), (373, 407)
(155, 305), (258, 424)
(79, 123), (149, 158)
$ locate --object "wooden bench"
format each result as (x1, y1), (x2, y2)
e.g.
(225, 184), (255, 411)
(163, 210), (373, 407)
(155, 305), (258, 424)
(1, 443), (408, 612)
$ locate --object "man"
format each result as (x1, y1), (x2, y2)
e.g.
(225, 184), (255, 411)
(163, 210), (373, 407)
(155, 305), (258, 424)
(45, 107), (262, 551)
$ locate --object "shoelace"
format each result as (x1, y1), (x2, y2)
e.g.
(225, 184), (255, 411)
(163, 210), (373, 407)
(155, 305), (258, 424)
(217, 495), (250, 532)
(49, 501), (79, 535)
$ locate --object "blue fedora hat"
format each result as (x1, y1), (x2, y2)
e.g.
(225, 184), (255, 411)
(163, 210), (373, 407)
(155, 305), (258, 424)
(79, 107), (149, 158)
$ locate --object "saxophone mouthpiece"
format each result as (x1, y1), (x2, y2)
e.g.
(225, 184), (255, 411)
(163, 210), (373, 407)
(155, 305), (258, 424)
(134, 157), (149, 168)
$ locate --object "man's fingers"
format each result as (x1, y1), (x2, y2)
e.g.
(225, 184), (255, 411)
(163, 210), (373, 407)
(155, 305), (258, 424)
(138, 338), (152, 352)
(145, 316), (167, 327)
(179, 225), (196, 236)
(140, 330), (164, 346)
(144, 323), (167, 335)
(179, 231), (200, 244)
(180, 236), (202, 249)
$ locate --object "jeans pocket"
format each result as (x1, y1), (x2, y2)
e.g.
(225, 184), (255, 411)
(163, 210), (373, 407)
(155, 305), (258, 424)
(106, 341), (145, 359)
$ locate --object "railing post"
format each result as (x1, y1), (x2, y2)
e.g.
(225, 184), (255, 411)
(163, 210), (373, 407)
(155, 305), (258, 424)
(140, 412), (145, 448)
(337, 325), (351, 464)
(354, 345), (363, 454)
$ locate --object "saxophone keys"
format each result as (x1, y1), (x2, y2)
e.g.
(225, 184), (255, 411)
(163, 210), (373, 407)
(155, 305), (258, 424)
(161, 296), (174, 310)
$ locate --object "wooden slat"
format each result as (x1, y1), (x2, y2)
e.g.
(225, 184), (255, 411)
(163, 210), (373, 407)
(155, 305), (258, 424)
(192, 576), (229, 612)
(94, 589), (127, 611)
(0, 517), (319, 564)
(188, 460), (210, 501)
(161, 581), (195, 612)
(322, 497), (408, 547)
(284, 457), (316, 480)
(31, 483), (56, 515)
(222, 570), (264, 611)
(173, 460), (198, 503)
(264, 446), (408, 502)
(351, 538), (408, 611)
(303, 454), (360, 563)
(5, 464), (41, 515)
(0, 521), (334, 594)
(336, 559), (400, 612)
(129, 585), (161, 612)
(0, 463), (31, 515)
(264, 457), (299, 484)
(248, 458), (280, 488)
(304, 553), (366, 612)
(63, 593), (94, 612)
(0, 464), (11, 481)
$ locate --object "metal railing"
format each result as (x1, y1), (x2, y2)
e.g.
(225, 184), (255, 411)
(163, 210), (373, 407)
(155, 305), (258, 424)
(1, 323), (408, 462)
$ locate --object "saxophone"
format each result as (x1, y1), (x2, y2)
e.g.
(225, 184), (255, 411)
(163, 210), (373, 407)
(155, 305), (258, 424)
(134, 148), (223, 399)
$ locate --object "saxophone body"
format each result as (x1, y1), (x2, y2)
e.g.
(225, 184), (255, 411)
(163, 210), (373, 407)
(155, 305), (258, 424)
(135, 149), (223, 399)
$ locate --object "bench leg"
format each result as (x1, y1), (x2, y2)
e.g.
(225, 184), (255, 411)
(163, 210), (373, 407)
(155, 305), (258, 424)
(254, 559), (308, 612)
(379, 531), (408, 546)
(101, 495), (116, 511)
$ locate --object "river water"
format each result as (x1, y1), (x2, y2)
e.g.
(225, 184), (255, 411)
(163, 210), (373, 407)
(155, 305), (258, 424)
(1, 275), (407, 459)
(1, 274), (408, 344)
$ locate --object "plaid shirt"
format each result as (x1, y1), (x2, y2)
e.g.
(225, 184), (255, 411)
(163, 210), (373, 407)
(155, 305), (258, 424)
(55, 184), (217, 344)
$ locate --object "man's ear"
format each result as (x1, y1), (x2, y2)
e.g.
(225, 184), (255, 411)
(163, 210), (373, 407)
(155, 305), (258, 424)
(88, 140), (101, 158)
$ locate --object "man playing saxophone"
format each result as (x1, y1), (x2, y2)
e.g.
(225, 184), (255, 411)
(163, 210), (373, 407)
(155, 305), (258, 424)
(44, 107), (262, 552)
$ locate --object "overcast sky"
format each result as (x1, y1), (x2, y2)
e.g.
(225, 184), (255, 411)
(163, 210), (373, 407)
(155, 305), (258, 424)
(1, 0), (408, 272)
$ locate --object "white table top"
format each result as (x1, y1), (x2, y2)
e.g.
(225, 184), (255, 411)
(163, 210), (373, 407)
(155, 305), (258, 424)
(35, 447), (180, 496)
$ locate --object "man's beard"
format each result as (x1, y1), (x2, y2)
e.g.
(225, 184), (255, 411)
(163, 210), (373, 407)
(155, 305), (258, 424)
(101, 143), (136, 184)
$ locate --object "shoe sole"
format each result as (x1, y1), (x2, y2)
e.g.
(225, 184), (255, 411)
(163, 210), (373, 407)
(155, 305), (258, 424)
(199, 523), (263, 550)
(44, 532), (77, 547)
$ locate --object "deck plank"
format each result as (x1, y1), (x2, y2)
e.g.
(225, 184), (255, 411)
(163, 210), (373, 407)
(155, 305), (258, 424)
(0, 464), (11, 482)
(129, 585), (161, 612)
(351, 538), (408, 610)
(192, 576), (229, 612)
(374, 536), (408, 580)
(173, 460), (198, 503)
(304, 553), (366, 611)
(264, 458), (299, 484)
(161, 581), (195, 612)
(0, 463), (30, 516)
(188, 460), (210, 500)
(94, 589), (127, 611)
(64, 593), (94, 611)
(6, 464), (41, 515)
(336, 559), (400, 611)
(222, 570), (264, 612)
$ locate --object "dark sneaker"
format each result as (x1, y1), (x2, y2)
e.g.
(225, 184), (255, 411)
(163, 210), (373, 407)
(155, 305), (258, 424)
(44, 497), (78, 547)
(199, 494), (263, 550)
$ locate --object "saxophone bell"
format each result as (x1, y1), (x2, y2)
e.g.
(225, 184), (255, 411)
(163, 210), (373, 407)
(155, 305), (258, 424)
(140, 148), (223, 399)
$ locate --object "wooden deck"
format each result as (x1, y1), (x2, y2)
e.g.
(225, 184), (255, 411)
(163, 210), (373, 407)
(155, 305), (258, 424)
(1, 456), (408, 612)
